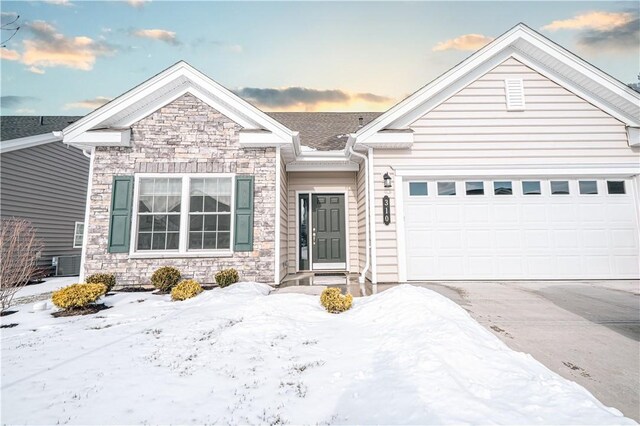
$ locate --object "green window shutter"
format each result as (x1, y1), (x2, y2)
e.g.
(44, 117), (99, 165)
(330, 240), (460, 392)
(234, 176), (254, 252)
(108, 176), (134, 253)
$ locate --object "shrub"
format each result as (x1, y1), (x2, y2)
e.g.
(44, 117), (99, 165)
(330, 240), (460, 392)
(171, 279), (203, 301)
(0, 218), (44, 313)
(52, 283), (107, 310)
(151, 266), (181, 291)
(320, 288), (353, 314)
(86, 273), (116, 292)
(215, 268), (239, 288)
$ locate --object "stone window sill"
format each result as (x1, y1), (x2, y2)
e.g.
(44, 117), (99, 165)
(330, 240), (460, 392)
(128, 251), (233, 259)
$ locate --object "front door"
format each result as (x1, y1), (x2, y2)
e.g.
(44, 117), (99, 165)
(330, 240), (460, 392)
(311, 194), (346, 270)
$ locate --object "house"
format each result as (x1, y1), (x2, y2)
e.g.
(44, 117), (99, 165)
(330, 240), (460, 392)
(61, 24), (640, 286)
(0, 116), (89, 275)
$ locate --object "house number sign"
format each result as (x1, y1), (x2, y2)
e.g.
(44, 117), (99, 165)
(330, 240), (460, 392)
(382, 195), (391, 226)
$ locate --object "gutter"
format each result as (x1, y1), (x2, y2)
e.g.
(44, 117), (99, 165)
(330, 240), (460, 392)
(347, 144), (370, 284)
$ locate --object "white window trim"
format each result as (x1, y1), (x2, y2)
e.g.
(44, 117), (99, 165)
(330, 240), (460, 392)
(129, 173), (235, 258)
(73, 221), (84, 248)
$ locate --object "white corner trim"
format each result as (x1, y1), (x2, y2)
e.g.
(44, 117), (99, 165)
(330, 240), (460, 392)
(0, 132), (61, 154)
(628, 127), (640, 147)
(78, 147), (95, 282)
(274, 146), (281, 284)
(367, 147), (377, 284)
(395, 175), (407, 283)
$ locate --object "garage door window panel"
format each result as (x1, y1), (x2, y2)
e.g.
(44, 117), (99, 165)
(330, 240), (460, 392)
(579, 181), (598, 195)
(493, 181), (513, 195)
(465, 181), (484, 196)
(409, 182), (428, 196)
(522, 181), (541, 195)
(437, 182), (456, 196)
(607, 181), (626, 195)
(551, 181), (570, 195)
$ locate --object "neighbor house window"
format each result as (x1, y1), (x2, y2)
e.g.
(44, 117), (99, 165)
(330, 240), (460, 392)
(134, 174), (234, 253)
(73, 221), (84, 248)
(579, 180), (598, 195)
(607, 181), (626, 194)
(493, 181), (513, 195)
(522, 181), (541, 195)
(437, 182), (456, 196)
(409, 182), (428, 196)
(551, 181), (570, 195)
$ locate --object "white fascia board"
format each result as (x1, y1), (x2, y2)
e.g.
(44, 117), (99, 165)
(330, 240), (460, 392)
(0, 132), (61, 154)
(627, 127), (640, 147)
(64, 129), (131, 147)
(354, 24), (640, 143)
(286, 161), (359, 172)
(394, 163), (640, 178)
(239, 130), (290, 147)
(62, 61), (296, 144)
(362, 130), (414, 148)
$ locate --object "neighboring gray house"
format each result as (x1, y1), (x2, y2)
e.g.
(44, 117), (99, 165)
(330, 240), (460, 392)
(0, 116), (89, 275)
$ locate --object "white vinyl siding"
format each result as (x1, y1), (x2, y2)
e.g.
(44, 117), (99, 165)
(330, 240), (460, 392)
(356, 163), (370, 280)
(287, 172), (359, 274)
(371, 57), (639, 282)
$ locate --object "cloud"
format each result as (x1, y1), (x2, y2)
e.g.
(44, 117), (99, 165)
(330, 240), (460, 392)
(27, 66), (45, 74)
(126, 0), (150, 8)
(43, 0), (74, 6)
(16, 108), (36, 114)
(1, 11), (18, 22)
(192, 38), (243, 53)
(235, 87), (393, 110)
(64, 96), (112, 110)
(433, 34), (494, 52)
(132, 28), (179, 45)
(17, 20), (116, 71)
(0, 47), (20, 61)
(542, 11), (639, 52)
(1, 95), (39, 110)
(542, 11), (635, 31)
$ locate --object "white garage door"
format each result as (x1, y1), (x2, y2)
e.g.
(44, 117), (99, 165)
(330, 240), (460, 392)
(404, 177), (640, 280)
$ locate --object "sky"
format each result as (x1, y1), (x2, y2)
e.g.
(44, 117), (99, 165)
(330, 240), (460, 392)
(0, 1), (638, 115)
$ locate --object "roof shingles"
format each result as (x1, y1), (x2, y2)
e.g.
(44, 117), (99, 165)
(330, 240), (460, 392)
(0, 116), (81, 141)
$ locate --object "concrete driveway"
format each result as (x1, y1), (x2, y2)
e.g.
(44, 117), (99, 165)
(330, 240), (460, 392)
(374, 280), (640, 421)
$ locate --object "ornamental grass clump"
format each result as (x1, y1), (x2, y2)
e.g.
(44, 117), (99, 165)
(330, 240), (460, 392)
(86, 273), (116, 292)
(320, 287), (353, 314)
(171, 279), (203, 301)
(52, 283), (107, 310)
(215, 268), (239, 288)
(151, 266), (181, 292)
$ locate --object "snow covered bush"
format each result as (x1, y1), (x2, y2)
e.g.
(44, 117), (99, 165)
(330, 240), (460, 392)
(0, 218), (44, 313)
(320, 288), (353, 313)
(51, 283), (107, 310)
(86, 273), (116, 292)
(171, 279), (203, 301)
(150, 266), (181, 291)
(215, 268), (239, 288)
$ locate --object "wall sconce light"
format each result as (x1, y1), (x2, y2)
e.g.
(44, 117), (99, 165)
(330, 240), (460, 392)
(383, 172), (392, 188)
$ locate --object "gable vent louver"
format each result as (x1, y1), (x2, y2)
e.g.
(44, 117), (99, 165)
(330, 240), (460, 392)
(505, 79), (525, 111)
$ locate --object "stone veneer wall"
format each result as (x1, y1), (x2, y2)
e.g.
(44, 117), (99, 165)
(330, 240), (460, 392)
(84, 93), (276, 286)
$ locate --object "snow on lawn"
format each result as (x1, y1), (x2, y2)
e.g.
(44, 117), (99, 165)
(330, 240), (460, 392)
(1, 283), (633, 425)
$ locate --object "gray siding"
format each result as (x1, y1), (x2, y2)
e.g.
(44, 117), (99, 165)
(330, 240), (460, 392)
(0, 141), (89, 269)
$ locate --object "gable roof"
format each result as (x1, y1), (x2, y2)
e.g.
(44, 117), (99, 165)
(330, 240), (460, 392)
(61, 61), (297, 149)
(267, 112), (381, 150)
(353, 23), (640, 147)
(1, 116), (80, 141)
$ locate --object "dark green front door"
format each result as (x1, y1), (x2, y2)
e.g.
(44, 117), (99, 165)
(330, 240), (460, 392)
(312, 194), (346, 268)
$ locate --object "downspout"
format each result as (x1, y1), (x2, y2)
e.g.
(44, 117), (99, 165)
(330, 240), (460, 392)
(348, 146), (370, 284)
(78, 147), (95, 282)
(367, 147), (377, 284)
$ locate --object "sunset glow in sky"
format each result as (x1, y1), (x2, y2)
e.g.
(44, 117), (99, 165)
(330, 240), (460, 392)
(1, 1), (638, 115)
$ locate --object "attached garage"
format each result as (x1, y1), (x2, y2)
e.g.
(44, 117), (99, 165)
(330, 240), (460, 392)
(403, 177), (640, 280)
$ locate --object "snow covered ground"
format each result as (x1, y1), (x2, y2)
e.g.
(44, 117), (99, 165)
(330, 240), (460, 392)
(1, 283), (634, 425)
(14, 276), (78, 298)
